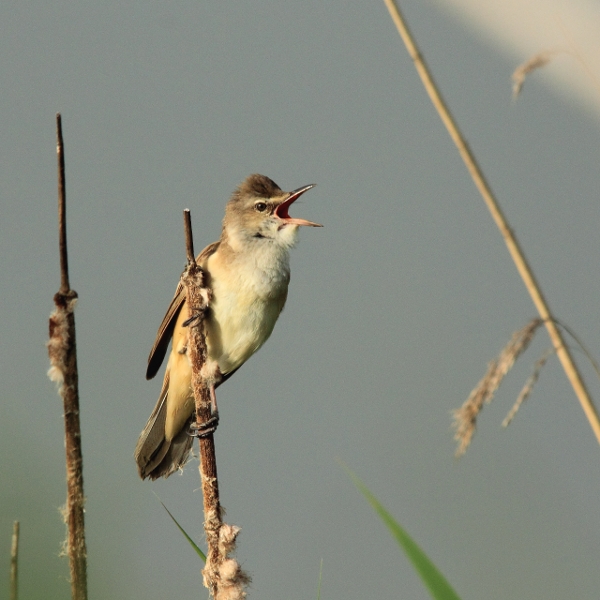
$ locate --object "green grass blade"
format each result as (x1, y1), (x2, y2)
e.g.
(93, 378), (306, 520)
(346, 468), (462, 600)
(316, 558), (324, 600)
(160, 501), (206, 563)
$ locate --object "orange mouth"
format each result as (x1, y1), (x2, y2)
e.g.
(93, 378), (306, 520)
(275, 184), (322, 227)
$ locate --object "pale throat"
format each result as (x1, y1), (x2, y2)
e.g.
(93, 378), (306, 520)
(220, 223), (295, 290)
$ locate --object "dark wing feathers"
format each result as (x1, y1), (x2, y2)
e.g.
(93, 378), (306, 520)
(145, 284), (185, 380)
(145, 241), (220, 380)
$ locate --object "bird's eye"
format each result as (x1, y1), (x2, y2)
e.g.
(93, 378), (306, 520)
(254, 202), (267, 212)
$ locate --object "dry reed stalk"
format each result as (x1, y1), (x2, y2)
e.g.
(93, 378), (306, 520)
(10, 521), (19, 600)
(453, 319), (543, 456)
(382, 0), (600, 446)
(47, 114), (88, 600)
(181, 210), (250, 600)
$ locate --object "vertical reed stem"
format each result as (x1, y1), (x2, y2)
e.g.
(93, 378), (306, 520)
(48, 114), (88, 600)
(181, 210), (223, 598)
(10, 521), (19, 600)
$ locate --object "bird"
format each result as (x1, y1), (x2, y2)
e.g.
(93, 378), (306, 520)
(135, 174), (321, 480)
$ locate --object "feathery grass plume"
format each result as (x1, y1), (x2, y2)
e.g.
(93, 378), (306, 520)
(453, 318), (543, 456)
(511, 49), (562, 100)
(503, 347), (554, 427)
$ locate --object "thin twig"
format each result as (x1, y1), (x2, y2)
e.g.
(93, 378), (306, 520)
(10, 521), (19, 600)
(56, 114), (69, 294)
(383, 0), (600, 445)
(47, 114), (88, 600)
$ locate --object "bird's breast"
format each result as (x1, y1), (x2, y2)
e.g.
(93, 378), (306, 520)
(203, 245), (290, 374)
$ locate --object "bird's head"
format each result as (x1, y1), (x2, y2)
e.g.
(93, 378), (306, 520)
(223, 174), (321, 250)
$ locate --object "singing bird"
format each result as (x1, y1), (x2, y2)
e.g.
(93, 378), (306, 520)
(135, 174), (321, 480)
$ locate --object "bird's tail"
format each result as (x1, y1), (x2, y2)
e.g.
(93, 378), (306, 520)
(134, 387), (193, 480)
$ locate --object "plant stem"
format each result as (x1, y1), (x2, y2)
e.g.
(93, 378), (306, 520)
(383, 0), (600, 443)
(10, 521), (19, 600)
(181, 210), (223, 598)
(48, 114), (88, 600)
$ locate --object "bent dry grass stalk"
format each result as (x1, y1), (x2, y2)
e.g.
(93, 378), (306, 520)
(383, 0), (600, 447)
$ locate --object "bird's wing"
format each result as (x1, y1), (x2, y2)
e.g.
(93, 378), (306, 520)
(146, 241), (220, 380)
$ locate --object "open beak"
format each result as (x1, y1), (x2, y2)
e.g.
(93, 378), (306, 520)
(275, 184), (322, 227)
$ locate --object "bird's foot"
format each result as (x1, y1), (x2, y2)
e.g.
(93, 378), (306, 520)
(188, 412), (220, 438)
(182, 308), (207, 328)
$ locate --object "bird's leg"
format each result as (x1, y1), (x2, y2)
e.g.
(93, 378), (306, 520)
(209, 381), (219, 417)
(188, 382), (220, 438)
(182, 311), (202, 328)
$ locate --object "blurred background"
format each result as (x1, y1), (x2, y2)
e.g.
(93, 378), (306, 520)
(1, 0), (599, 598)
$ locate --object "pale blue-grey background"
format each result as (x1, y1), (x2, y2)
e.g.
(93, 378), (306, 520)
(1, 1), (599, 599)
